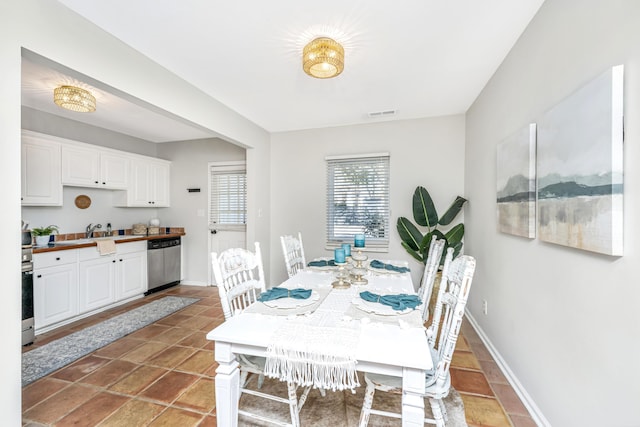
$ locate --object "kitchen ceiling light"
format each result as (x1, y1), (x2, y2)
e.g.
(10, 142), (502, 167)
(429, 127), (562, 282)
(53, 85), (96, 113)
(302, 37), (344, 79)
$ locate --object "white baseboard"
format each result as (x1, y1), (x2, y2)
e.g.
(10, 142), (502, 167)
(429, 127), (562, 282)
(178, 280), (209, 287)
(464, 310), (551, 427)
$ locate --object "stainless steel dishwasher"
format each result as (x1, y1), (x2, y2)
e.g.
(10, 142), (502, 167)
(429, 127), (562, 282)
(146, 236), (181, 295)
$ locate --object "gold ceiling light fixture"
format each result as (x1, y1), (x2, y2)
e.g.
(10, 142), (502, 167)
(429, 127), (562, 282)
(53, 85), (96, 113)
(302, 37), (344, 79)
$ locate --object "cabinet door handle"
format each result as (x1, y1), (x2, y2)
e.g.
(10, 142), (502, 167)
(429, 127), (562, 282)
(112, 260), (116, 263)
(56, 257), (60, 261)
(94, 180), (99, 184)
(37, 274), (42, 278)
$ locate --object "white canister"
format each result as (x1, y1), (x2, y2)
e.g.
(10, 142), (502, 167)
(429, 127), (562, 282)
(149, 218), (160, 227)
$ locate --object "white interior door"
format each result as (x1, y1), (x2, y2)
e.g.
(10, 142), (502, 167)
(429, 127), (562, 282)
(208, 161), (247, 286)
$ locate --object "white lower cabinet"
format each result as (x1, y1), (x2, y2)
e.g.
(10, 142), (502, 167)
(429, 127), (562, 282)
(34, 242), (147, 333)
(33, 250), (79, 330)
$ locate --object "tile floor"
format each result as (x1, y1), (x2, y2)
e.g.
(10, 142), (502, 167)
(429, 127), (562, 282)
(22, 285), (537, 426)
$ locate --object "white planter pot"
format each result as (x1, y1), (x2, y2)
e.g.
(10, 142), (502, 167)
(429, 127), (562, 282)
(35, 235), (51, 246)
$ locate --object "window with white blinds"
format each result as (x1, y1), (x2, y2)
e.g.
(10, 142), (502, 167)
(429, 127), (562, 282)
(209, 162), (247, 231)
(326, 153), (390, 249)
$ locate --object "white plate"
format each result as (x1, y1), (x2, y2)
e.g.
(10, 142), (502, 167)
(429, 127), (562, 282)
(263, 290), (320, 309)
(352, 297), (414, 316)
(307, 264), (337, 271)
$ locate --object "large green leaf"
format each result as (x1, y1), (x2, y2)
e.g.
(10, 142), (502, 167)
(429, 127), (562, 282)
(396, 217), (423, 251)
(444, 223), (465, 246)
(438, 196), (468, 226)
(412, 186), (438, 229)
(401, 242), (423, 262)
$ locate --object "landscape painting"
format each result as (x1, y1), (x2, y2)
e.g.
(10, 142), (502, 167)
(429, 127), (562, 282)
(497, 123), (537, 238)
(536, 65), (624, 256)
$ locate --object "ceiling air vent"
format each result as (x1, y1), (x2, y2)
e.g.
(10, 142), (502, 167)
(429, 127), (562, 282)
(367, 109), (397, 118)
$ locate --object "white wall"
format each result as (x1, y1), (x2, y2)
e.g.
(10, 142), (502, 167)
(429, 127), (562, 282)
(1, 1), (269, 423)
(464, 1), (640, 425)
(269, 115), (465, 286)
(157, 138), (246, 285)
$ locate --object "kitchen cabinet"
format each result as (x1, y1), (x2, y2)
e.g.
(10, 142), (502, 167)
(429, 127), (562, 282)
(33, 250), (79, 330)
(61, 143), (129, 189)
(114, 157), (170, 207)
(78, 241), (147, 314)
(21, 130), (63, 206)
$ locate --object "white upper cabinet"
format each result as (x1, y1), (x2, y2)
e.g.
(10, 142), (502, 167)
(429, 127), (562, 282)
(61, 143), (129, 189)
(114, 157), (170, 207)
(21, 130), (63, 206)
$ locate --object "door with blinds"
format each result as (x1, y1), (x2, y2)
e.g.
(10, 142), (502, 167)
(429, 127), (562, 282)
(209, 161), (247, 285)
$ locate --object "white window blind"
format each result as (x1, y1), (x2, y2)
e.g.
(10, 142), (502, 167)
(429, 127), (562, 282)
(326, 153), (390, 249)
(209, 162), (246, 231)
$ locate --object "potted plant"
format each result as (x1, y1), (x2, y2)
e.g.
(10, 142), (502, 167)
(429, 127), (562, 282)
(397, 186), (467, 266)
(32, 225), (59, 246)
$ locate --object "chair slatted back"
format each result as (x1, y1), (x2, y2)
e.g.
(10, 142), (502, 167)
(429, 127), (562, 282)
(418, 236), (446, 322)
(211, 242), (266, 319)
(280, 232), (307, 278)
(427, 251), (476, 388)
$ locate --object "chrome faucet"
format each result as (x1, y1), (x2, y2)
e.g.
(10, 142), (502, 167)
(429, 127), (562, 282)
(85, 223), (102, 238)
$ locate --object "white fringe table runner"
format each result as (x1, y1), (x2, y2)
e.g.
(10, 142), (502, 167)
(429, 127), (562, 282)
(264, 288), (361, 391)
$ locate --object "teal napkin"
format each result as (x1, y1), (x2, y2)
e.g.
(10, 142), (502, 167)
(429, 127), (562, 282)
(370, 260), (410, 273)
(307, 259), (336, 267)
(258, 287), (312, 302)
(360, 291), (421, 311)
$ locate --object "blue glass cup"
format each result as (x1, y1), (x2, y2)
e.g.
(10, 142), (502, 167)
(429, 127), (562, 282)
(334, 248), (346, 263)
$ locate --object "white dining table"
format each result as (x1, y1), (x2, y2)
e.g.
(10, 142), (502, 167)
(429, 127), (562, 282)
(206, 267), (432, 427)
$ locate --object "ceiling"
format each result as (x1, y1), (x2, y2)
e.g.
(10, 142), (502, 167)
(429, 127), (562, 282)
(23, 0), (545, 142)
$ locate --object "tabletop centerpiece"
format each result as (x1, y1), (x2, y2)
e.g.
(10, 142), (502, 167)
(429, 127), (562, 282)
(331, 247), (351, 288)
(350, 234), (369, 286)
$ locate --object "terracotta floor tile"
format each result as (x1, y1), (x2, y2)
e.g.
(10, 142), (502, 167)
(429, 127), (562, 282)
(148, 407), (205, 427)
(155, 312), (191, 327)
(99, 399), (166, 427)
(460, 393), (511, 427)
(127, 323), (172, 340)
(109, 365), (169, 395)
(469, 340), (494, 361)
(179, 314), (215, 330)
(22, 377), (69, 411)
(151, 326), (196, 345)
(147, 345), (197, 369)
(79, 359), (139, 387)
(492, 383), (530, 416)
(177, 330), (210, 348)
(456, 335), (471, 351)
(479, 359), (509, 385)
(93, 336), (145, 358)
(198, 414), (218, 427)
(174, 377), (216, 413)
(176, 349), (216, 375)
(450, 368), (493, 396)
(23, 383), (99, 424)
(139, 371), (200, 403)
(50, 354), (110, 382)
(121, 341), (169, 363)
(55, 391), (129, 426)
(510, 413), (538, 427)
(451, 350), (482, 370)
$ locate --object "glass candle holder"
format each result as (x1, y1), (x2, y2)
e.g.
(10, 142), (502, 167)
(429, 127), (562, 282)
(341, 243), (351, 257)
(354, 234), (365, 248)
(334, 248), (346, 264)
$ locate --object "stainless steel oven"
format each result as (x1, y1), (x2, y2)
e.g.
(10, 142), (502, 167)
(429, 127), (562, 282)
(22, 247), (34, 346)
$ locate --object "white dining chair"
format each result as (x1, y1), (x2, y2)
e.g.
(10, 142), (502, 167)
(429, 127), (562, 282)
(211, 242), (315, 427)
(358, 250), (476, 427)
(280, 232), (307, 278)
(417, 236), (446, 323)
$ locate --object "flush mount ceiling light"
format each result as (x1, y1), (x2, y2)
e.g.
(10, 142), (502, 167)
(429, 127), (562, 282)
(302, 37), (344, 79)
(53, 85), (96, 113)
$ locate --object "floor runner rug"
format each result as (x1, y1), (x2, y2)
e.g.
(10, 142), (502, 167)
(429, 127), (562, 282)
(22, 296), (199, 386)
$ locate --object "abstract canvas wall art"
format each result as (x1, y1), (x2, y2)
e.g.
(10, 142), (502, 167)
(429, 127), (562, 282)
(536, 65), (624, 256)
(497, 123), (537, 238)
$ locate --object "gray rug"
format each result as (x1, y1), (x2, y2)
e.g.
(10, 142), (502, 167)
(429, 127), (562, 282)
(239, 372), (468, 426)
(21, 296), (199, 386)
